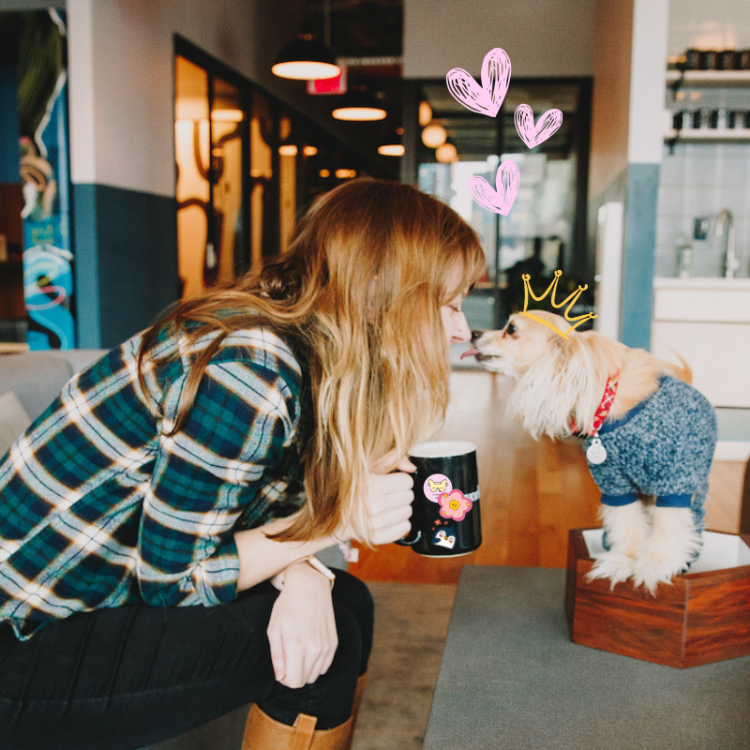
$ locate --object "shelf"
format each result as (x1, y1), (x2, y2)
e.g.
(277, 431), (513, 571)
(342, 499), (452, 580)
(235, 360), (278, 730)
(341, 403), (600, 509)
(664, 129), (750, 142)
(666, 70), (750, 87)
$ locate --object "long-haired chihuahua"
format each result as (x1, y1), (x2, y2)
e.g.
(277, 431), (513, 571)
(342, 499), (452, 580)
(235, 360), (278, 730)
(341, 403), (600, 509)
(464, 310), (717, 594)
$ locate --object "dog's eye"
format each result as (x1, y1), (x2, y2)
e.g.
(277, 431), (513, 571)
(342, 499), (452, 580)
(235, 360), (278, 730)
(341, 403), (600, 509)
(506, 323), (516, 336)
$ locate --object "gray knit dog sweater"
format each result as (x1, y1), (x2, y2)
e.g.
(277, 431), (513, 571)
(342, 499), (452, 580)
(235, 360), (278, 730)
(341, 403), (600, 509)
(583, 375), (717, 534)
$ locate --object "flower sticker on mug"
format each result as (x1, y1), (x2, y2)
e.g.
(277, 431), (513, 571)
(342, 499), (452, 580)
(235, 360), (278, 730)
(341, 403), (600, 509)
(438, 489), (473, 522)
(424, 473), (452, 503)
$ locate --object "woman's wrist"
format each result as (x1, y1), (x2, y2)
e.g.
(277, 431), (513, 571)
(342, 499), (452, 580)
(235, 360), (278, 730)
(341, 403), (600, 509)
(273, 555), (336, 591)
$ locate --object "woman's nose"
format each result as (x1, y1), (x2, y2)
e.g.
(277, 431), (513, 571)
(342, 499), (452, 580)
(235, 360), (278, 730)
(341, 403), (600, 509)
(454, 313), (472, 343)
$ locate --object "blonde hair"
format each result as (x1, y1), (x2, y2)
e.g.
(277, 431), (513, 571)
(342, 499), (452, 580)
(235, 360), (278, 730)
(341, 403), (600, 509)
(138, 178), (485, 543)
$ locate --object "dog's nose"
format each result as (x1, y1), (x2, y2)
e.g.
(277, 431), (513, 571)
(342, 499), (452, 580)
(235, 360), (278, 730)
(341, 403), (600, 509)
(470, 330), (485, 343)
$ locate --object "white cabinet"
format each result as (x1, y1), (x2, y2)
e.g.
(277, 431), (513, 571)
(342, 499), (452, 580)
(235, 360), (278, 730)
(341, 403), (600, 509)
(651, 279), (750, 408)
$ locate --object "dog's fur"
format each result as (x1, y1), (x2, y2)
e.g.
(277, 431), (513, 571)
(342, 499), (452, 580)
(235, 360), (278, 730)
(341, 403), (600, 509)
(466, 309), (702, 593)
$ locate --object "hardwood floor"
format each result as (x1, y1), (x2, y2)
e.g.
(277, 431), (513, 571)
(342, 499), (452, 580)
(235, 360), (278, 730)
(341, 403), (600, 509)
(353, 370), (746, 583)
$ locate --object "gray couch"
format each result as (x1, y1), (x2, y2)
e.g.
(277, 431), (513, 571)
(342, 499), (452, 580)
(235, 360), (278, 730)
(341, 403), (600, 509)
(0, 349), (346, 750)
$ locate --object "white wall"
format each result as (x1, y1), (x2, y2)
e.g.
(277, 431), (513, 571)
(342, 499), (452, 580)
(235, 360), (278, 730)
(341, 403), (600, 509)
(628, 0), (669, 165)
(403, 0), (596, 79)
(65, 0), (315, 198)
(668, 0), (750, 56)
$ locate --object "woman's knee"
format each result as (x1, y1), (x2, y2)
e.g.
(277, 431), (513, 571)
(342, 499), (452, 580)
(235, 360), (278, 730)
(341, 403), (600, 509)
(331, 571), (374, 670)
(331, 572), (373, 638)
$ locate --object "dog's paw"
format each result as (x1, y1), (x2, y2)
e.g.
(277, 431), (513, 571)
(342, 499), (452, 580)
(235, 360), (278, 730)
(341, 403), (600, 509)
(631, 507), (703, 595)
(585, 552), (636, 589)
(631, 552), (685, 595)
(631, 543), (698, 595)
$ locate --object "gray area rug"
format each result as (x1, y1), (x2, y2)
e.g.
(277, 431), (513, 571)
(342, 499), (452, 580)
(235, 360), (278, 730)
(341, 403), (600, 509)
(353, 582), (457, 750)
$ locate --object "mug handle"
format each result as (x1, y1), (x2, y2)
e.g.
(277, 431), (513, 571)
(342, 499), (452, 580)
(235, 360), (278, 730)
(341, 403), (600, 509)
(395, 468), (421, 546)
(395, 528), (422, 546)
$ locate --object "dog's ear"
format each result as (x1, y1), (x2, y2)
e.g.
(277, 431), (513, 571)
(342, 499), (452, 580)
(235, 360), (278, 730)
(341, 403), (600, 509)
(508, 332), (603, 439)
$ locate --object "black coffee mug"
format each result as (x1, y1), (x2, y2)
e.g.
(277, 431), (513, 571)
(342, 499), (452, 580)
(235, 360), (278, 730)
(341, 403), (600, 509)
(396, 440), (481, 557)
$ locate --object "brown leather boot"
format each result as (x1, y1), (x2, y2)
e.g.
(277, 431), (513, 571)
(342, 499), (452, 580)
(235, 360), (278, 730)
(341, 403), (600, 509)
(242, 704), (353, 750)
(344, 672), (367, 750)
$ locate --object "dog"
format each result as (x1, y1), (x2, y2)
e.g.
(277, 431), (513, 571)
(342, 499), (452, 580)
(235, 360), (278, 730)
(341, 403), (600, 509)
(463, 310), (717, 593)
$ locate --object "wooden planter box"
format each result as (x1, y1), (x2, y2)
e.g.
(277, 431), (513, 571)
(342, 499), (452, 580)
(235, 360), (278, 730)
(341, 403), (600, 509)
(565, 527), (750, 668)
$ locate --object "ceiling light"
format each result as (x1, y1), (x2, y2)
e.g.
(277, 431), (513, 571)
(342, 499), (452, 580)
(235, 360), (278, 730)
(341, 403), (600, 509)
(319, 168), (331, 177)
(303, 145), (319, 156)
(332, 87), (386, 121)
(435, 143), (458, 163)
(378, 144), (405, 156)
(272, 33), (341, 81)
(335, 168), (357, 179)
(422, 123), (447, 148)
(333, 106), (386, 121)
(378, 127), (404, 156)
(419, 101), (432, 126)
(279, 144), (298, 156)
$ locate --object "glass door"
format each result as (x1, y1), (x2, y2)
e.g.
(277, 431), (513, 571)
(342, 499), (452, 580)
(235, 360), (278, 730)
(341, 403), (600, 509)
(415, 79), (591, 338)
(175, 53), (248, 298)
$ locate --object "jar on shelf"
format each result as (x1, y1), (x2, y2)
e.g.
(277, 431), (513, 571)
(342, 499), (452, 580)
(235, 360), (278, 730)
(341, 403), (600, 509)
(673, 110), (693, 130)
(718, 50), (737, 70)
(711, 108), (729, 129)
(685, 48), (701, 70)
(730, 110), (748, 130)
(700, 50), (718, 70)
(694, 107), (712, 130)
(675, 234), (694, 279)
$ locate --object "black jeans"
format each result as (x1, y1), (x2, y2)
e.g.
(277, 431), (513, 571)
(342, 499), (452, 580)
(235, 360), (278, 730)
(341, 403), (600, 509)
(0, 570), (373, 750)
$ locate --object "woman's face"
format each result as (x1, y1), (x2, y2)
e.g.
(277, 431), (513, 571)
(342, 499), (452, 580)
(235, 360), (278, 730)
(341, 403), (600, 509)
(440, 262), (472, 347)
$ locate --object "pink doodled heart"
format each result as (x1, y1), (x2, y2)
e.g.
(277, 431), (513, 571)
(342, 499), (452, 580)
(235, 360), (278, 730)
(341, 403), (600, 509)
(469, 161), (521, 215)
(446, 48), (511, 117)
(514, 104), (563, 148)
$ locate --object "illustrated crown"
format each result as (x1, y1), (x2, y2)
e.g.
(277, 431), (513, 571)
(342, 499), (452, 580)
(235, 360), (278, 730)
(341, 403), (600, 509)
(521, 270), (597, 339)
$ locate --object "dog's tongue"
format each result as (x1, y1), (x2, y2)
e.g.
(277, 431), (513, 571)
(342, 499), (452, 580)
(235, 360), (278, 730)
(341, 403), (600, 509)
(461, 348), (480, 360)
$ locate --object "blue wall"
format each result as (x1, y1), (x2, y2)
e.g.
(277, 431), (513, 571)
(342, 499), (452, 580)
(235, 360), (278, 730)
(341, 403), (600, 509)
(73, 183), (179, 349)
(620, 164), (660, 350)
(587, 163), (660, 351)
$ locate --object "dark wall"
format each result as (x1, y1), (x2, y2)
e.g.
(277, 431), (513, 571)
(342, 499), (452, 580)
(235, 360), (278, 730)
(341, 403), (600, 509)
(0, 66), (20, 183)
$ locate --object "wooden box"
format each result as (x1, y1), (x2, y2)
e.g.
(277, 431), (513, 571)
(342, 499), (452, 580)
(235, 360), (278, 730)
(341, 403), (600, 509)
(565, 526), (750, 668)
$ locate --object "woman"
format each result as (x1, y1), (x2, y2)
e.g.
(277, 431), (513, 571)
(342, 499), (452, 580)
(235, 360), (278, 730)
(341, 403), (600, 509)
(0, 179), (485, 750)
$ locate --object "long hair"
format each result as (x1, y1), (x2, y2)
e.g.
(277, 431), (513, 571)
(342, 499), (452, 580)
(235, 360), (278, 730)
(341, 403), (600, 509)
(137, 178), (485, 543)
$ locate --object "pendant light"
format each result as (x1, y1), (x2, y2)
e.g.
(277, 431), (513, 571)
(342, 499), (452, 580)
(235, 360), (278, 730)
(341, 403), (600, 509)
(435, 142), (458, 163)
(422, 123), (447, 148)
(333, 85), (387, 122)
(272, 0), (340, 81)
(272, 33), (340, 80)
(378, 127), (404, 156)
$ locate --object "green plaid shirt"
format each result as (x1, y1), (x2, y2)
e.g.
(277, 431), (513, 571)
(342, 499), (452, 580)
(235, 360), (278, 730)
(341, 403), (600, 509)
(0, 327), (303, 640)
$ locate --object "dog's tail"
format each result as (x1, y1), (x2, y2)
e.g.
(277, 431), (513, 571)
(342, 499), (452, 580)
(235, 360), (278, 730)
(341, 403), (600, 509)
(667, 349), (692, 384)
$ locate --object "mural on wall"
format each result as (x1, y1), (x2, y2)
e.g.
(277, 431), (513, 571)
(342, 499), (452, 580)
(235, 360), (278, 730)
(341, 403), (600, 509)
(16, 10), (74, 349)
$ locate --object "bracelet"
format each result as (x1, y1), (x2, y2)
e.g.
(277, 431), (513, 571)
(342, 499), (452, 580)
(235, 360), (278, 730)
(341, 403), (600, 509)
(304, 555), (336, 590)
(271, 556), (336, 592)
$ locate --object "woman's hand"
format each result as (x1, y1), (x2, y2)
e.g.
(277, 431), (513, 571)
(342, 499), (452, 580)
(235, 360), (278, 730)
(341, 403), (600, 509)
(335, 455), (417, 546)
(267, 561), (338, 689)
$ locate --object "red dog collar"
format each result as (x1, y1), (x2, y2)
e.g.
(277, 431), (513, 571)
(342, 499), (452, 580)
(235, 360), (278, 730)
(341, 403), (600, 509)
(570, 373), (619, 437)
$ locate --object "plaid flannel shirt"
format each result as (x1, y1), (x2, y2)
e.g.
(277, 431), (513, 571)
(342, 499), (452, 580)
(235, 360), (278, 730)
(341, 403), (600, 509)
(0, 326), (303, 640)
